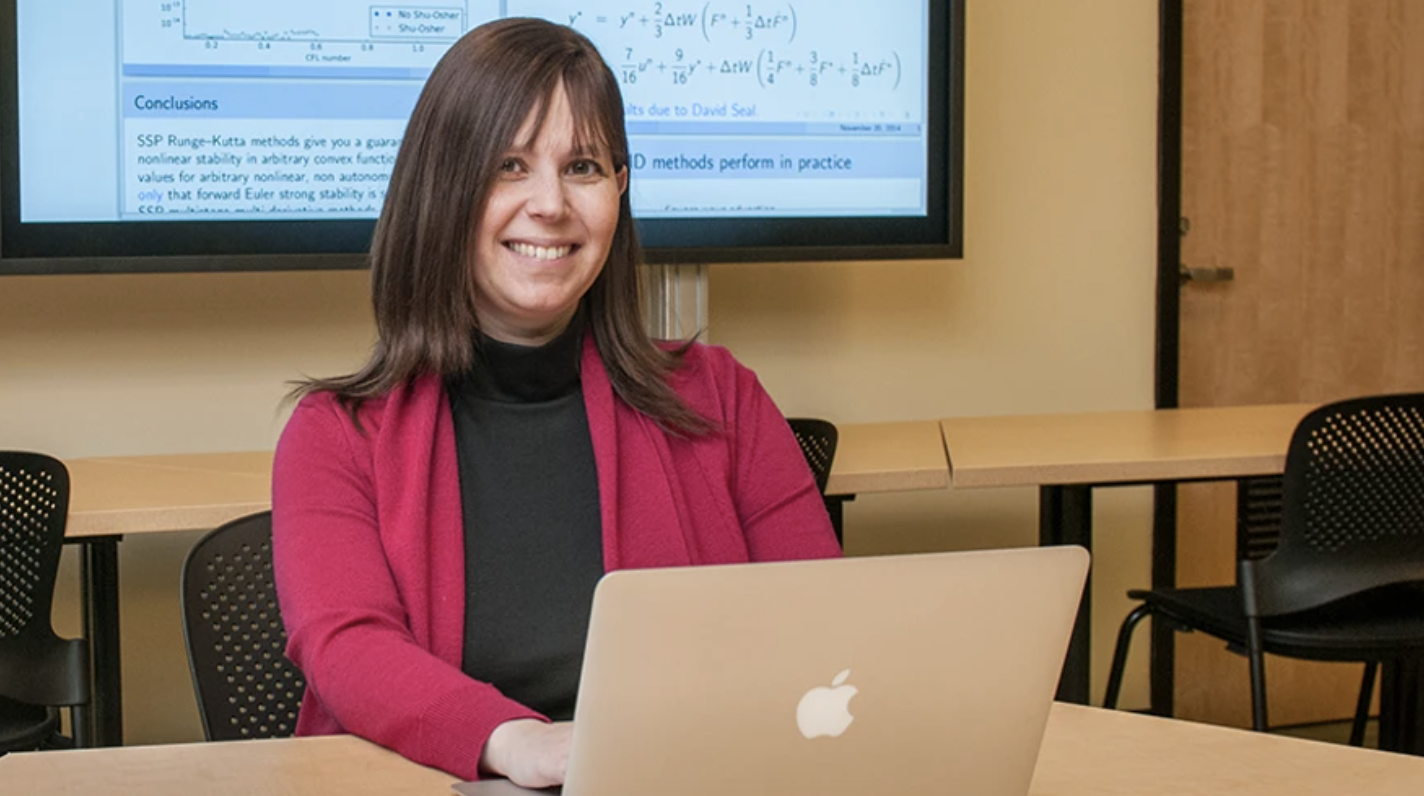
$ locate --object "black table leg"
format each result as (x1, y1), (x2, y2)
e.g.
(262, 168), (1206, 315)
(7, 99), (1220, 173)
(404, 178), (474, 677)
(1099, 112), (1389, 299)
(823, 494), (854, 549)
(1149, 482), (1177, 716)
(79, 537), (124, 747)
(1041, 484), (1093, 704)
(69, 682), (93, 749)
(1379, 657), (1424, 755)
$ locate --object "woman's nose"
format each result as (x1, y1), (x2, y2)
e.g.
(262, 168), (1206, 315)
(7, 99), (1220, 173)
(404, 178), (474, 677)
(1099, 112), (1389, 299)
(524, 171), (568, 218)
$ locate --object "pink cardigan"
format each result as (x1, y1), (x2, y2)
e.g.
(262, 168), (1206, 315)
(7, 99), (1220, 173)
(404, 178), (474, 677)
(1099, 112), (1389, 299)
(271, 337), (840, 780)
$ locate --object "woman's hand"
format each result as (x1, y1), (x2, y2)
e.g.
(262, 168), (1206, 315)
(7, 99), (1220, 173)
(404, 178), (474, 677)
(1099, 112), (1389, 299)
(480, 719), (573, 788)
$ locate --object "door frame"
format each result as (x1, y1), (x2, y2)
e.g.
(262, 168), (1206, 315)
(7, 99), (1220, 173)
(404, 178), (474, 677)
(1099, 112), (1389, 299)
(1152, 0), (1185, 716)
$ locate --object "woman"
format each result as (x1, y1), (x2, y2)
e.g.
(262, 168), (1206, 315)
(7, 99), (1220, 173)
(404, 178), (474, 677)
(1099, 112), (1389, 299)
(272, 17), (839, 788)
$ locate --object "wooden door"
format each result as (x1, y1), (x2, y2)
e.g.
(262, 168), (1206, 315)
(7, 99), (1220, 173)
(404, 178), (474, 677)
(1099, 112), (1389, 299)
(1177, 0), (1424, 728)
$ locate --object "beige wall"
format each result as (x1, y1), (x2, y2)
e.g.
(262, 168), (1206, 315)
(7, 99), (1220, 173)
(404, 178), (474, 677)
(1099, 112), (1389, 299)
(0, 2), (1160, 744)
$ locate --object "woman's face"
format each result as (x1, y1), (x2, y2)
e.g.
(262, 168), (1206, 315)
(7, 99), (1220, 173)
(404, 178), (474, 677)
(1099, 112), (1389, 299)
(470, 84), (628, 346)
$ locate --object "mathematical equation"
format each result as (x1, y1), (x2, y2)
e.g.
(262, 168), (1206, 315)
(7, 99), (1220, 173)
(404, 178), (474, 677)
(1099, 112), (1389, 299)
(757, 49), (900, 90)
(615, 47), (901, 90)
(562, 2), (798, 44)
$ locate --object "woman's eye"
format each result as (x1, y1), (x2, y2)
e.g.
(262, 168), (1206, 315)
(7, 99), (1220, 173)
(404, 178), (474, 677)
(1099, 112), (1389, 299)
(498, 158), (522, 173)
(568, 159), (603, 176)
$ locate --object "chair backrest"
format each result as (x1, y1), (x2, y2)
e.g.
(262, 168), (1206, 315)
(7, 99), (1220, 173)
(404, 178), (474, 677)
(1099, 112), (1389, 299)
(1236, 475), (1284, 561)
(0, 451), (88, 708)
(787, 418), (838, 495)
(180, 510), (304, 740)
(1246, 394), (1424, 617)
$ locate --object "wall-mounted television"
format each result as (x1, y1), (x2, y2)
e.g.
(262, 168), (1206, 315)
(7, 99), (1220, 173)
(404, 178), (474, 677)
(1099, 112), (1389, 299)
(0, 1), (963, 275)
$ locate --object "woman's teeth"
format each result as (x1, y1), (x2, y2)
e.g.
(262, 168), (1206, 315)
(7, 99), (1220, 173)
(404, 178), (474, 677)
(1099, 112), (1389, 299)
(508, 242), (571, 260)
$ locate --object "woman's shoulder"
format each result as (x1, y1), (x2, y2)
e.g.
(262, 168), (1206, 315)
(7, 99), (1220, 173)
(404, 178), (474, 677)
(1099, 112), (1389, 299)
(661, 339), (751, 387)
(659, 340), (763, 414)
(660, 339), (746, 377)
(288, 388), (385, 428)
(283, 375), (444, 442)
(280, 390), (375, 459)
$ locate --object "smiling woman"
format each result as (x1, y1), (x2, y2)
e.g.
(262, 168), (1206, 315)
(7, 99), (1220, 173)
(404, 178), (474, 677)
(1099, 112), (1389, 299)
(269, 16), (841, 791)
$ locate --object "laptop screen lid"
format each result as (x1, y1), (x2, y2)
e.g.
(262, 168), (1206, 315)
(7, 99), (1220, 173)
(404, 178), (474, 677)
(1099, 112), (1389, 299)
(457, 545), (1088, 796)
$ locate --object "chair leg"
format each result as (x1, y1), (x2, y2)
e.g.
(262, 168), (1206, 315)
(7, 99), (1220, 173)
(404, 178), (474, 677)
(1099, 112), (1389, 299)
(1103, 604), (1154, 709)
(70, 704), (91, 749)
(1350, 662), (1379, 747)
(1245, 616), (1269, 732)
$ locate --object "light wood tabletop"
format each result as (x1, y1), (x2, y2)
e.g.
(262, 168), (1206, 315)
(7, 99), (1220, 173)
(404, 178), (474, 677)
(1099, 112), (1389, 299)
(941, 403), (1315, 488)
(65, 452), (274, 538)
(4, 704), (1422, 795)
(1031, 704), (1424, 795)
(0, 733), (452, 796)
(823, 420), (948, 496)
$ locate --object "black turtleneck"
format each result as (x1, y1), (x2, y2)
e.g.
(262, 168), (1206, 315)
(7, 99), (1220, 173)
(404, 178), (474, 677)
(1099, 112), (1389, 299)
(447, 321), (603, 721)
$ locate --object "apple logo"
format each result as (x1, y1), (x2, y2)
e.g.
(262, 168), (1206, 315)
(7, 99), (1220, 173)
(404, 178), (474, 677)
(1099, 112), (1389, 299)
(796, 668), (858, 739)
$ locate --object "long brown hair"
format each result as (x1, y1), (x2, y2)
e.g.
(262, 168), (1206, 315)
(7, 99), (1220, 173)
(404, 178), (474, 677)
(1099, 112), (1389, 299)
(295, 18), (709, 435)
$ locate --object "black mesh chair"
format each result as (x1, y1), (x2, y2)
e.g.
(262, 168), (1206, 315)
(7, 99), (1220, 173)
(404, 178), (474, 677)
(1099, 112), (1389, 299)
(786, 418), (841, 546)
(1103, 394), (1424, 747)
(0, 451), (90, 753)
(180, 510), (305, 741)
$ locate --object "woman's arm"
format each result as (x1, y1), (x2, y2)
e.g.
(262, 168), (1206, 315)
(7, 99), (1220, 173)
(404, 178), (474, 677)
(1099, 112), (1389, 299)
(272, 396), (543, 781)
(716, 355), (843, 561)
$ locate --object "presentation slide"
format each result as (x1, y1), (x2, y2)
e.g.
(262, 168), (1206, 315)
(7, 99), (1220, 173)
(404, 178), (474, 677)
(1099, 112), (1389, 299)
(17, 1), (929, 223)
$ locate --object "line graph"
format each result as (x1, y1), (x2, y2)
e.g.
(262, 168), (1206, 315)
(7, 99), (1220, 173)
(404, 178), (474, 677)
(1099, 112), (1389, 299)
(179, 0), (474, 43)
(122, 0), (496, 73)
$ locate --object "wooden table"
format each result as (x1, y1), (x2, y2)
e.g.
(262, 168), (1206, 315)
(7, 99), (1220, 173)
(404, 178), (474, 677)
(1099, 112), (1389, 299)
(818, 420), (948, 538)
(1031, 703), (1424, 795)
(66, 452), (273, 539)
(822, 420), (948, 496)
(0, 733), (452, 796)
(941, 404), (1312, 489)
(5, 703), (1423, 795)
(940, 405), (1316, 708)
(58, 424), (948, 748)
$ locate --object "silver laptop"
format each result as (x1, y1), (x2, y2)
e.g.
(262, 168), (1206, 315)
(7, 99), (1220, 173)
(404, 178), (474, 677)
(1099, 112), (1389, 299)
(455, 545), (1088, 796)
